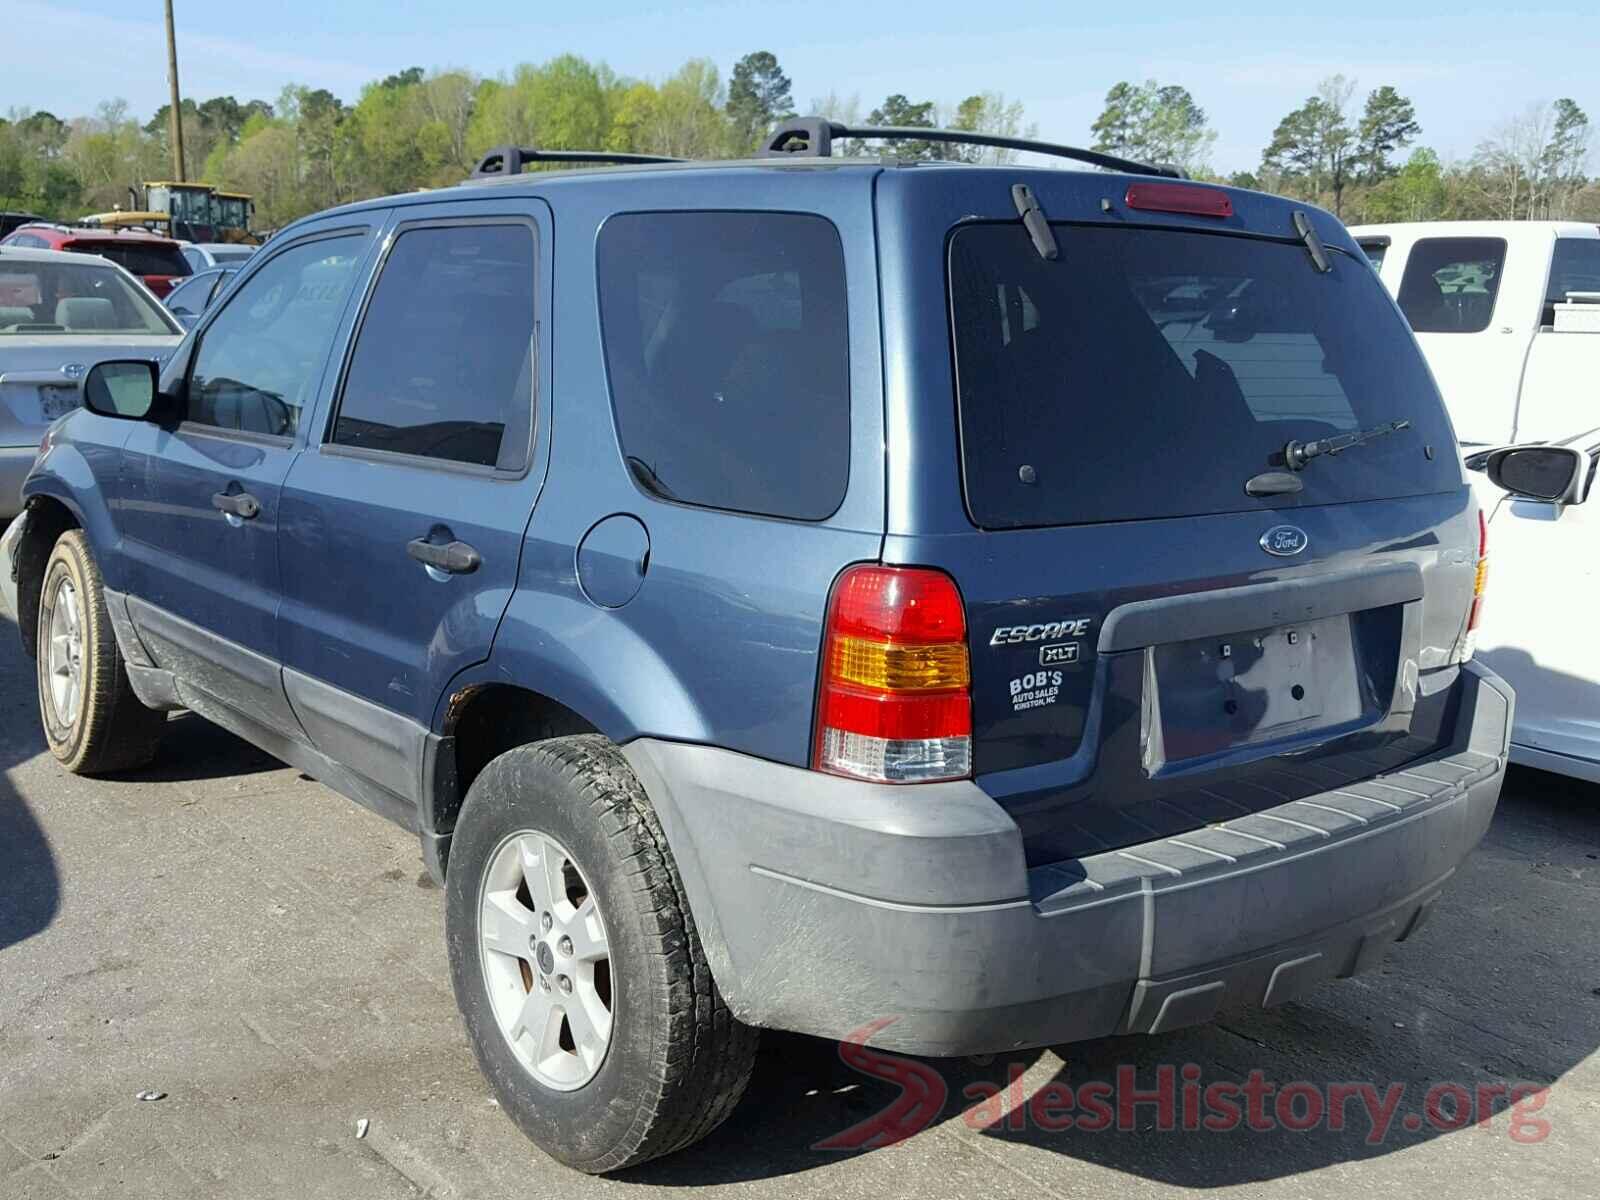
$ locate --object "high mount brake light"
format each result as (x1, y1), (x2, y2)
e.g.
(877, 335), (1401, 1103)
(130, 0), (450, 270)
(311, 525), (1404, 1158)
(1124, 182), (1234, 218)
(813, 565), (972, 784)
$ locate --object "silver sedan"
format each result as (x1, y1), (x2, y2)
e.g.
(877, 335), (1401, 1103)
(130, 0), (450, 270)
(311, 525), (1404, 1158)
(0, 247), (184, 518)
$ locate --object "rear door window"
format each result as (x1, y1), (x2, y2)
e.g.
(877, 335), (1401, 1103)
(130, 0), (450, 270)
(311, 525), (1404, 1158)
(331, 222), (537, 470)
(1395, 237), (1506, 333)
(596, 212), (850, 521)
(1543, 238), (1600, 325)
(949, 223), (1459, 529)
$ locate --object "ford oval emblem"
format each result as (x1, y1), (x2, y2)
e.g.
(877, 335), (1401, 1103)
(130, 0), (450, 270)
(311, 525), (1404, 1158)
(1260, 525), (1309, 556)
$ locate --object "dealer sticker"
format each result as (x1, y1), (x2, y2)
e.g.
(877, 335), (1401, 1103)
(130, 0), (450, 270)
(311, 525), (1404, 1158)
(1009, 670), (1064, 712)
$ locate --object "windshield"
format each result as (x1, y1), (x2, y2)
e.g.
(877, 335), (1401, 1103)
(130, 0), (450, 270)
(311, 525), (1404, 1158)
(216, 197), (250, 228)
(948, 223), (1460, 528)
(0, 260), (180, 335)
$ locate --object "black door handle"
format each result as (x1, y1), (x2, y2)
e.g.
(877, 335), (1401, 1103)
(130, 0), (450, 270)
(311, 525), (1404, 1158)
(212, 490), (261, 520)
(407, 538), (481, 574)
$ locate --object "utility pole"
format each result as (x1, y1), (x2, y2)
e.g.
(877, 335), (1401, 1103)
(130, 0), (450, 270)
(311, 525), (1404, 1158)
(164, 0), (186, 181)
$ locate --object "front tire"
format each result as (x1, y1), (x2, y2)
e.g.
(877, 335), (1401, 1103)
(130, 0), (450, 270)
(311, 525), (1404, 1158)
(445, 735), (757, 1173)
(36, 530), (164, 774)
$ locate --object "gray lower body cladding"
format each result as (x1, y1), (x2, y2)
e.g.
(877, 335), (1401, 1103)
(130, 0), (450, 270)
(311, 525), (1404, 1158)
(624, 660), (1511, 1056)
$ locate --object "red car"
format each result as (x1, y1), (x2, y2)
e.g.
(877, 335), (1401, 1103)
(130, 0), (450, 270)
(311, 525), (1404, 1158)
(0, 223), (191, 298)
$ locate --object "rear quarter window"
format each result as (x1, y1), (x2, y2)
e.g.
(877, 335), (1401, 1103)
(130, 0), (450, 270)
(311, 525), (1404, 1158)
(596, 211), (850, 521)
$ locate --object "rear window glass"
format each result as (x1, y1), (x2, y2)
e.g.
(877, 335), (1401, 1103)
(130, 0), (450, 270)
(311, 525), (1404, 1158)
(74, 242), (190, 278)
(0, 261), (178, 335)
(597, 212), (849, 521)
(949, 223), (1459, 529)
(1396, 237), (1505, 333)
(1544, 238), (1600, 324)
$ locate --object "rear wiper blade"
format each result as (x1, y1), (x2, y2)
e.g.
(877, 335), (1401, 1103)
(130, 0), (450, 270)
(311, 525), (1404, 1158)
(1284, 419), (1411, 471)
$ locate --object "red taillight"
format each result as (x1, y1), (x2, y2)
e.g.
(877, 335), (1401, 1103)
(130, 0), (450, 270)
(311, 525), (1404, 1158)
(1124, 182), (1234, 218)
(1467, 508), (1489, 635)
(813, 564), (971, 783)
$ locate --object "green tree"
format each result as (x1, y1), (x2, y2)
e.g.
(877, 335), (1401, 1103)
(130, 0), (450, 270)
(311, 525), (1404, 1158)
(1090, 80), (1215, 174)
(14, 111), (68, 158)
(1354, 85), (1421, 181)
(726, 51), (792, 152)
(945, 92), (1033, 163)
(379, 67), (425, 91)
(607, 82), (660, 153)
(855, 93), (940, 158)
(1362, 146), (1446, 221)
(466, 56), (613, 157)
(1539, 98), (1592, 217)
(637, 60), (734, 159)
(1261, 75), (1356, 215)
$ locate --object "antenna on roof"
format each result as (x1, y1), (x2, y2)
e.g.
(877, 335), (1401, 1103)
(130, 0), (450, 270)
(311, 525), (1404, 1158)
(470, 145), (685, 179)
(757, 118), (1184, 179)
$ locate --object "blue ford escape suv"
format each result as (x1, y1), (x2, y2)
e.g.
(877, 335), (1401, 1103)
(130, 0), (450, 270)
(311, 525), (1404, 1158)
(2, 118), (1512, 1172)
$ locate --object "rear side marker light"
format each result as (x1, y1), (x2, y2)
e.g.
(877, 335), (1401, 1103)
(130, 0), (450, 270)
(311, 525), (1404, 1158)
(1463, 509), (1488, 657)
(814, 565), (971, 784)
(1124, 182), (1234, 218)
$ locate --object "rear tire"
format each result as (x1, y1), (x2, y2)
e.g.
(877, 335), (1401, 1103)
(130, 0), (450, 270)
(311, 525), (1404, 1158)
(35, 530), (164, 774)
(445, 735), (757, 1173)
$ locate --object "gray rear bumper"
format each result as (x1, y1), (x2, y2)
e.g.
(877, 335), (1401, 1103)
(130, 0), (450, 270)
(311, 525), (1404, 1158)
(0, 446), (33, 520)
(624, 660), (1512, 1056)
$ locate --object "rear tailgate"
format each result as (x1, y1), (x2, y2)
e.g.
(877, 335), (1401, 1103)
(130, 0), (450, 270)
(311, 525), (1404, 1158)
(876, 169), (1478, 864)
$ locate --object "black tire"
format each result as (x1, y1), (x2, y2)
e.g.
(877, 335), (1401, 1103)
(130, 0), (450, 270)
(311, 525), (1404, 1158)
(35, 530), (165, 774)
(445, 735), (757, 1173)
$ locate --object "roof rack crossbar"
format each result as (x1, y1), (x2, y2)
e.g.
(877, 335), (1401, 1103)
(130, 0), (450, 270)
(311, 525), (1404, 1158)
(470, 145), (684, 178)
(758, 118), (1183, 179)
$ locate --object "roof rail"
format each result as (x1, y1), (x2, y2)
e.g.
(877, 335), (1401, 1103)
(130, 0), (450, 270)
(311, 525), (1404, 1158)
(470, 144), (684, 179)
(757, 117), (1183, 179)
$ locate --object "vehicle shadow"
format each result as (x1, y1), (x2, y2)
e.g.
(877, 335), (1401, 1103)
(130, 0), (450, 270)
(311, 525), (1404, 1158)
(627, 773), (1599, 1188)
(102, 709), (285, 785)
(0, 528), (61, 953)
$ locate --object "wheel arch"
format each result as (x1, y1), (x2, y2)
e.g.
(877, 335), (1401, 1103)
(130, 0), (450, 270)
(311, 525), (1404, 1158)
(12, 495), (82, 656)
(439, 683), (601, 830)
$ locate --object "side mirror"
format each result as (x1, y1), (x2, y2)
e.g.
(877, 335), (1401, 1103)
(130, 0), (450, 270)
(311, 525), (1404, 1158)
(1485, 445), (1591, 505)
(83, 360), (163, 422)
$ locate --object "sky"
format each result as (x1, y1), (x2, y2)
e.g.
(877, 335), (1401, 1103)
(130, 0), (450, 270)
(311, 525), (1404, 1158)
(4, 0), (1598, 173)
